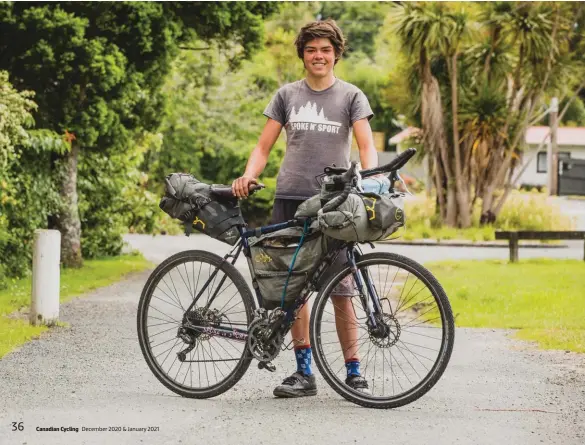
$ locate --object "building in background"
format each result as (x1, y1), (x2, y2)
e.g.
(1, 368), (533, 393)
(385, 126), (585, 195)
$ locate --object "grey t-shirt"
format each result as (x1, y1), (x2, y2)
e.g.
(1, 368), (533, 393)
(263, 79), (373, 199)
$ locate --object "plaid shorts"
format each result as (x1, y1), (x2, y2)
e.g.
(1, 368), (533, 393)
(271, 199), (354, 297)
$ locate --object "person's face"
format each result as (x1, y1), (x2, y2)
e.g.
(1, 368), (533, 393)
(302, 37), (336, 78)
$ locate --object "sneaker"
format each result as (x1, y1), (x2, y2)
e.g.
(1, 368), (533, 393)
(345, 375), (371, 394)
(273, 372), (317, 398)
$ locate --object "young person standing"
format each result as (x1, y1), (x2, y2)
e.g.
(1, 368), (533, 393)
(232, 19), (377, 397)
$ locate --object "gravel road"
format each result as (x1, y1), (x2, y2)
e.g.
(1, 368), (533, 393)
(1, 234), (583, 445)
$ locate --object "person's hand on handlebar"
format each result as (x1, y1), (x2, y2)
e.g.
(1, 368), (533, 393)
(232, 175), (258, 199)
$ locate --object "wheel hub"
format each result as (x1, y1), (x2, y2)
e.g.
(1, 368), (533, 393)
(369, 313), (401, 348)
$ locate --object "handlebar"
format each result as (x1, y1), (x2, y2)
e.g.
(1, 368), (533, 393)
(319, 148), (416, 214)
(211, 183), (265, 199)
(360, 147), (417, 178)
(321, 163), (358, 213)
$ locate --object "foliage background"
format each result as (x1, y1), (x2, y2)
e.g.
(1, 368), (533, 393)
(1, 2), (582, 288)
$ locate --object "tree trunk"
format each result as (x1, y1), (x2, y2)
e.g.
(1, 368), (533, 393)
(446, 184), (458, 227)
(449, 53), (472, 228)
(426, 155), (433, 198)
(56, 141), (83, 268)
(434, 156), (447, 220)
(480, 184), (497, 225)
(456, 185), (472, 227)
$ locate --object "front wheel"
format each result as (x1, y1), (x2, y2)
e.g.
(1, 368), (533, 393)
(310, 252), (455, 409)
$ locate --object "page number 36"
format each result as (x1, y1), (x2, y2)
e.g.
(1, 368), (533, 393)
(12, 422), (24, 431)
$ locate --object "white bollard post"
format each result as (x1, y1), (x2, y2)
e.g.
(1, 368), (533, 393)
(30, 229), (61, 326)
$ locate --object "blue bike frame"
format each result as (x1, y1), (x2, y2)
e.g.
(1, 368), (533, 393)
(181, 217), (383, 343)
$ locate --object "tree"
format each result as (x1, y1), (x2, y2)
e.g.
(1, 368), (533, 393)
(0, 71), (68, 286)
(319, 2), (392, 59)
(391, 2), (581, 227)
(0, 2), (278, 266)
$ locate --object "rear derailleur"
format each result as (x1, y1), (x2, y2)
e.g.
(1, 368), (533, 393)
(176, 307), (223, 362)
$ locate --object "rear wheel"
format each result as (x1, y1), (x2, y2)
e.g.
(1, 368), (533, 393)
(310, 252), (455, 409)
(137, 250), (255, 398)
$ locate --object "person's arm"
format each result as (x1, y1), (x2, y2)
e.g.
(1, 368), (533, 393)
(232, 118), (283, 198)
(353, 118), (378, 169)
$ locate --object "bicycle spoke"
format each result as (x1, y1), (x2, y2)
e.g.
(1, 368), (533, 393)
(150, 336), (179, 349)
(148, 305), (181, 324)
(149, 325), (179, 338)
(157, 338), (180, 365)
(402, 317), (444, 329)
(183, 262), (193, 298)
(147, 315), (180, 326)
(176, 264), (195, 302)
(396, 284), (432, 314)
(167, 272), (185, 311)
(400, 328), (442, 341)
(395, 342), (435, 363)
(401, 306), (441, 329)
(207, 341), (228, 379)
(155, 282), (184, 313)
(396, 341), (433, 370)
(152, 294), (184, 312)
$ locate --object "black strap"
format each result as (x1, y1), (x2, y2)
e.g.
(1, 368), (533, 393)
(185, 220), (193, 236)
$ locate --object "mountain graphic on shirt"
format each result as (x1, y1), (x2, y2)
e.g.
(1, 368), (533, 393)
(289, 101), (341, 126)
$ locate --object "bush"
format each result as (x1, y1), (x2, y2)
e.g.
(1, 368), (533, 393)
(0, 72), (65, 288)
(399, 190), (573, 241)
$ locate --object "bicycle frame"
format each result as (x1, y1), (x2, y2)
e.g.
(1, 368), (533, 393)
(180, 213), (385, 344)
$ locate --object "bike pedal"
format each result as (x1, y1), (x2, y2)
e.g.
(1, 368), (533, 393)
(258, 361), (276, 372)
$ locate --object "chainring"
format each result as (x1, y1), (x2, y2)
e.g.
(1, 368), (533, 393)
(246, 315), (285, 362)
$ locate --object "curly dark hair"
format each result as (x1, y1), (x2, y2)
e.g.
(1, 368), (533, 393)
(294, 19), (347, 65)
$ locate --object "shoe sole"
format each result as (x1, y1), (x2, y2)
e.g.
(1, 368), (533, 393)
(273, 388), (318, 398)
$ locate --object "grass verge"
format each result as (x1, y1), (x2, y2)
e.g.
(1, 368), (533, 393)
(426, 258), (585, 353)
(0, 253), (153, 359)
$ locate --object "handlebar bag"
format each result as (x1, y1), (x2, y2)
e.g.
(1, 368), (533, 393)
(159, 173), (243, 245)
(306, 191), (406, 242)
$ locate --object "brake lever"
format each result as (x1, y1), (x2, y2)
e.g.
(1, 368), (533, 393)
(396, 171), (413, 196)
(355, 164), (364, 193)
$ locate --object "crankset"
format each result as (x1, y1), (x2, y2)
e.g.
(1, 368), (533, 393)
(247, 309), (287, 371)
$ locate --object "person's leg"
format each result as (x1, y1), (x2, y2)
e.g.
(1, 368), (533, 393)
(271, 199), (317, 397)
(330, 251), (369, 392)
(291, 303), (312, 373)
(331, 290), (359, 361)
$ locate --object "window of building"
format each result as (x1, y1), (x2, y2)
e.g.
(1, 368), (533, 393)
(537, 151), (571, 173)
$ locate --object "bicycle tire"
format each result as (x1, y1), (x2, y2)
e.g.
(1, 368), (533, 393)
(137, 250), (255, 398)
(310, 251), (455, 409)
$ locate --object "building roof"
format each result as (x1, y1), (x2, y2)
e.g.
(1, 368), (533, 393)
(526, 126), (585, 147)
(388, 127), (422, 145)
(389, 126), (585, 147)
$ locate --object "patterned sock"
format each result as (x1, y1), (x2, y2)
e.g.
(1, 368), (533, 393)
(295, 345), (313, 376)
(345, 359), (361, 377)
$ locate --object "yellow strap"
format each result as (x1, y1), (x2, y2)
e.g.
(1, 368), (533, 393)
(363, 196), (377, 221)
(193, 216), (206, 229)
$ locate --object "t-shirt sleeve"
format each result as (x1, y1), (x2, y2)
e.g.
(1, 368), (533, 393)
(263, 89), (286, 125)
(350, 89), (374, 124)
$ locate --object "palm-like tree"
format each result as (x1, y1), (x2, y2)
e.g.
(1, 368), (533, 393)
(392, 2), (474, 227)
(392, 1), (568, 227)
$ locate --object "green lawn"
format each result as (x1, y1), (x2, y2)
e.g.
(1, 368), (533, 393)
(0, 254), (153, 358)
(426, 259), (585, 353)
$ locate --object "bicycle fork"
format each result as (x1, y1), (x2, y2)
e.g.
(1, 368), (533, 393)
(346, 247), (383, 330)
